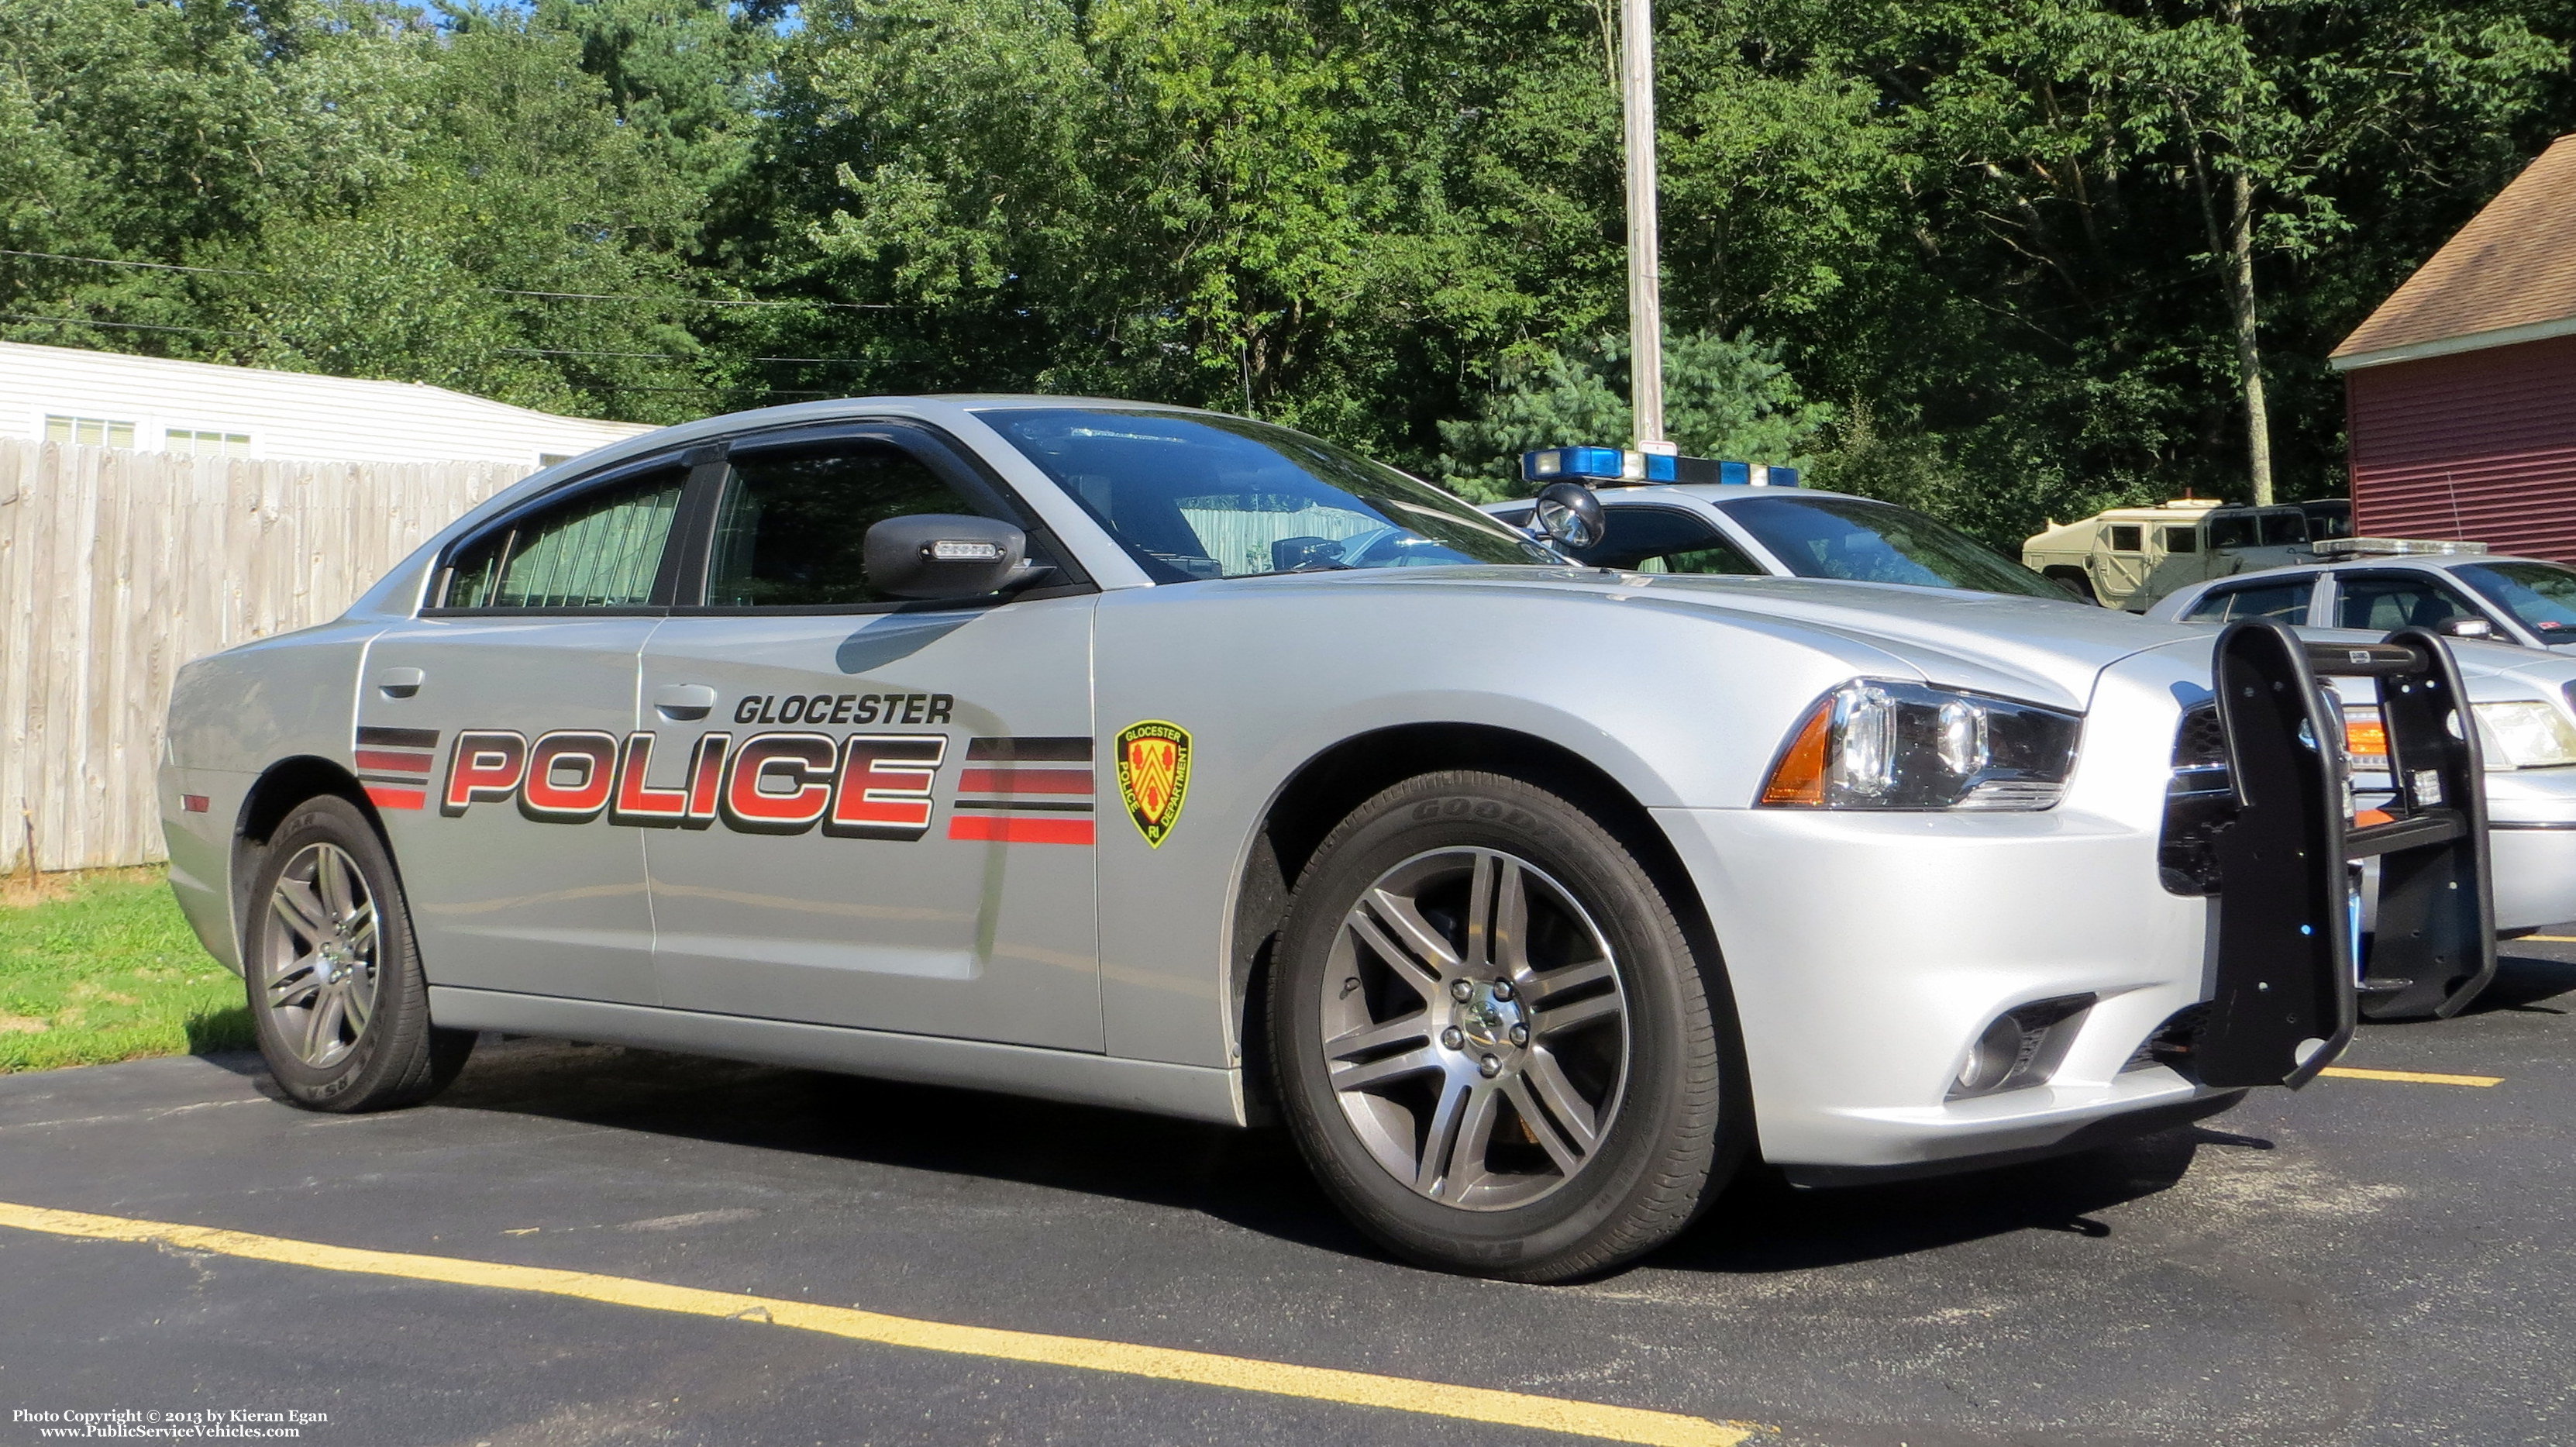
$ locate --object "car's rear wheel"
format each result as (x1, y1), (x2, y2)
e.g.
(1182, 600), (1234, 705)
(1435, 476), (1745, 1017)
(1269, 771), (1734, 1280)
(246, 794), (471, 1111)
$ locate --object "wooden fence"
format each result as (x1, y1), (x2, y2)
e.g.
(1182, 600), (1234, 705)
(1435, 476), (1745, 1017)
(0, 439), (530, 872)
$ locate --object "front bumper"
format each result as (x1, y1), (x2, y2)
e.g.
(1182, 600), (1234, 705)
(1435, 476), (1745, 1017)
(1656, 804), (2229, 1172)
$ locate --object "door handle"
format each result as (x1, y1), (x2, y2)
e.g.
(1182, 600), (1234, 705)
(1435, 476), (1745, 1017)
(654, 684), (718, 720)
(375, 667), (424, 698)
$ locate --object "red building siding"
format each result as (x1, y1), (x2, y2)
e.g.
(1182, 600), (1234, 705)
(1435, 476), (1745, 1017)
(2347, 332), (2576, 563)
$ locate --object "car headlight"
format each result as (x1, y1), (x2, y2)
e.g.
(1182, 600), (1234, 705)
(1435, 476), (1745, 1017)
(1758, 679), (2082, 810)
(2473, 700), (2576, 770)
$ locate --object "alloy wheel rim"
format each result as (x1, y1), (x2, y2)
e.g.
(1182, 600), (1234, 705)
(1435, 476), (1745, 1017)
(1317, 847), (1630, 1211)
(261, 842), (381, 1069)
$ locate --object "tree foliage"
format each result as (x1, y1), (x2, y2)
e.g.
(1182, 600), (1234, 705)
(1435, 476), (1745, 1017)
(2, 0), (2569, 546)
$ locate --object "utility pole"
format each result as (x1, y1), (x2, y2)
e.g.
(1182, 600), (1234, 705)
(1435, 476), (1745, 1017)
(1619, 0), (1666, 450)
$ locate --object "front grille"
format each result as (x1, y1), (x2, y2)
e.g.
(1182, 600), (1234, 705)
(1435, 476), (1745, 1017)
(2159, 703), (2233, 896)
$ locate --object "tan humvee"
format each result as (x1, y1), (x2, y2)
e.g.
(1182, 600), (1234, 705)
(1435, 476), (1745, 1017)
(2022, 498), (2327, 611)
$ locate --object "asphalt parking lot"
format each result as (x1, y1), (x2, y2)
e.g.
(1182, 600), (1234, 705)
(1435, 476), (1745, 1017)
(4, 942), (2573, 1447)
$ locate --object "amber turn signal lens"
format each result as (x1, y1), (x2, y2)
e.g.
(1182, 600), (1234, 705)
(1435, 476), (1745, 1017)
(2345, 716), (2388, 758)
(1760, 696), (1835, 806)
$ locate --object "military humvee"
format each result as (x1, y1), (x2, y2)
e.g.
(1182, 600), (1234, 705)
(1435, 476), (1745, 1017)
(2022, 498), (2349, 611)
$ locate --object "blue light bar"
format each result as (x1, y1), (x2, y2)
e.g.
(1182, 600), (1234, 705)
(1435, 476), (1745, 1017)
(1520, 447), (1799, 488)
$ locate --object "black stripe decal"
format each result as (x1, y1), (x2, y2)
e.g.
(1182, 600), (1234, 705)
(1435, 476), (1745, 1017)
(358, 726), (441, 749)
(965, 736), (1093, 763)
(952, 799), (1095, 813)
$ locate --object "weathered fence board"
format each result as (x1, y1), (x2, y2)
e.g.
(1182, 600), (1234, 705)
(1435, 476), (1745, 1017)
(0, 439), (529, 871)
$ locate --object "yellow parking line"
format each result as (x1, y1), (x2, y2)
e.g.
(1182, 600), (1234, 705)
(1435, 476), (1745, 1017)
(0, 1201), (1757, 1447)
(2517, 935), (2576, 942)
(2317, 1066), (2503, 1087)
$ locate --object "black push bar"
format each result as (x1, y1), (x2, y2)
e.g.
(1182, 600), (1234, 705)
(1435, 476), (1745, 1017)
(2191, 622), (2495, 1090)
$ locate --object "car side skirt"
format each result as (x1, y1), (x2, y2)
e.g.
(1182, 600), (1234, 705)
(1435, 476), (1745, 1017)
(425, 987), (1248, 1127)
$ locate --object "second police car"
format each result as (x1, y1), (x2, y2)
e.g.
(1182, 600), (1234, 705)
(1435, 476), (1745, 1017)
(159, 405), (2485, 1280)
(1499, 466), (2576, 976)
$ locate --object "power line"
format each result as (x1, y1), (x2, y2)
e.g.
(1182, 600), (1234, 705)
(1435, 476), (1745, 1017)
(0, 247), (254, 276)
(0, 311), (252, 336)
(2, 246), (904, 310)
(488, 288), (901, 312)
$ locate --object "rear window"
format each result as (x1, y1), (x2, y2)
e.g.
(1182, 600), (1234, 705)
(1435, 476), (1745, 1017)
(441, 469), (685, 609)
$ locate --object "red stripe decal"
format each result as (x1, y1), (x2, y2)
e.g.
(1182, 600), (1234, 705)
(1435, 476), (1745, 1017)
(354, 749), (435, 774)
(365, 785), (426, 811)
(955, 767), (1094, 796)
(945, 815), (1096, 846)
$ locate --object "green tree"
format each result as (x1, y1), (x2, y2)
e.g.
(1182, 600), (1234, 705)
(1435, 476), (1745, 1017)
(1434, 330), (1830, 500)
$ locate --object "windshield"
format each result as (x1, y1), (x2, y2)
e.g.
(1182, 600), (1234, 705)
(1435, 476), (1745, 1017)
(1720, 494), (2071, 600)
(977, 408), (1556, 582)
(2456, 560), (2576, 643)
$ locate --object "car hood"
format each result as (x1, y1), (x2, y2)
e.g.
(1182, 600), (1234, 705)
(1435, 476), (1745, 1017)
(1240, 567), (2205, 710)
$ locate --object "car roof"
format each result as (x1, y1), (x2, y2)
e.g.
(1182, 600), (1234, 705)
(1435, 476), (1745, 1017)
(2177, 553), (2555, 586)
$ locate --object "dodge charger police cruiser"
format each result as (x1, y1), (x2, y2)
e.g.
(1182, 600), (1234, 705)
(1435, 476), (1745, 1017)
(160, 405), (2488, 1280)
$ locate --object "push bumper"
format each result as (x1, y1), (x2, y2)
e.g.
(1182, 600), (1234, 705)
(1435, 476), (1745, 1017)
(1661, 622), (2493, 1175)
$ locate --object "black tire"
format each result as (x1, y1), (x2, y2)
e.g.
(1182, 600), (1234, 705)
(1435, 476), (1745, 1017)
(1268, 771), (1734, 1281)
(2042, 567), (2099, 604)
(243, 794), (472, 1111)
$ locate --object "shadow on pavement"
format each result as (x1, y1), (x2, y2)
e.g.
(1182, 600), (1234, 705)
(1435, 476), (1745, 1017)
(1651, 1122), (2233, 1274)
(419, 1035), (2247, 1276)
(435, 1037), (1376, 1258)
(2461, 952), (2576, 1015)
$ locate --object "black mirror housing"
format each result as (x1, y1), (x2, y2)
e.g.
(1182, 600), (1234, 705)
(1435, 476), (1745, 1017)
(863, 514), (1029, 600)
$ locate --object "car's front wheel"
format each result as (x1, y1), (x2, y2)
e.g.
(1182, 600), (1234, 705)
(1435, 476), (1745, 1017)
(246, 794), (471, 1111)
(1269, 771), (1736, 1280)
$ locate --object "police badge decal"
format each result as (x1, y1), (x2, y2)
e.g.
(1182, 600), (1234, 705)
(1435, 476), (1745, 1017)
(1114, 721), (1192, 848)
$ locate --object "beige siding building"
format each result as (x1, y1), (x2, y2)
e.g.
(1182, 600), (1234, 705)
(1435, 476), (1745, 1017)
(0, 339), (653, 467)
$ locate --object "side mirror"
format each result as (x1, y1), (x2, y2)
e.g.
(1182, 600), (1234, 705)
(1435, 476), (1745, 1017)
(1531, 482), (1605, 552)
(863, 514), (1031, 600)
(2440, 616), (2497, 640)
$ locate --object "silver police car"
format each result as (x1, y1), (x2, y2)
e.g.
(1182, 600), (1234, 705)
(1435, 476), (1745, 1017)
(160, 402), (2455, 1279)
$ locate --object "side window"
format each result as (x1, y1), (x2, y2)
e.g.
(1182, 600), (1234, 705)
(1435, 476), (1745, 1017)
(2109, 525), (2143, 552)
(2185, 579), (2314, 624)
(2206, 513), (2257, 550)
(704, 439), (1035, 608)
(1577, 507), (1764, 576)
(2164, 527), (2199, 553)
(2260, 509), (2308, 545)
(2334, 574), (2475, 631)
(439, 468), (685, 609)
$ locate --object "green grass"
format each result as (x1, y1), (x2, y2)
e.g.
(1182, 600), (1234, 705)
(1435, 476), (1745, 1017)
(0, 867), (254, 1073)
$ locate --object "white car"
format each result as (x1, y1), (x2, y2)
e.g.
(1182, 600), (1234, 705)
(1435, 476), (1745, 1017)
(160, 406), (2480, 1280)
(1491, 481), (2576, 970)
(2148, 561), (2576, 953)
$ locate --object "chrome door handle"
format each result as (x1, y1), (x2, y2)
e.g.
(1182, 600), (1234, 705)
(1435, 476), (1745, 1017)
(654, 684), (717, 720)
(375, 667), (424, 698)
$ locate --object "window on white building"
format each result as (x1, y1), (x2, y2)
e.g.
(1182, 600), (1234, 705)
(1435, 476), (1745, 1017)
(43, 415), (136, 447)
(166, 428), (253, 457)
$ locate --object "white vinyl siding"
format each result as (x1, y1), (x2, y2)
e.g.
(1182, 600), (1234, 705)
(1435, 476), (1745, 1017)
(5, 340), (652, 466)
